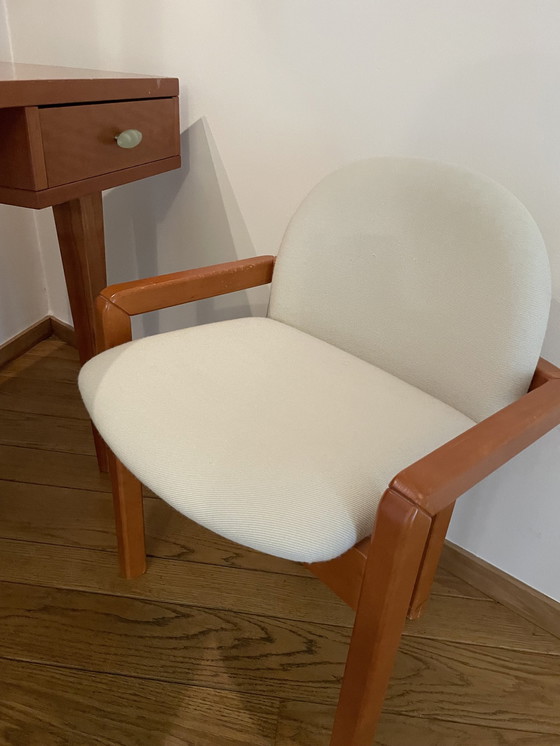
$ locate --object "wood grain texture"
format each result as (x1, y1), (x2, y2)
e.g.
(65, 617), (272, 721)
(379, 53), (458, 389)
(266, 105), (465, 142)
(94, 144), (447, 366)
(0, 61), (178, 107)
(0, 538), (355, 628)
(25, 336), (79, 360)
(2, 338), (560, 744)
(0, 106), (47, 189)
(0, 582), (557, 710)
(49, 316), (76, 347)
(276, 702), (556, 746)
(52, 192), (107, 364)
(404, 594), (560, 655)
(0, 411), (93, 454)
(384, 637), (560, 734)
(0, 479), (485, 587)
(0, 374), (88, 418)
(0, 581), (348, 704)
(0, 155), (181, 209)
(0, 658), (277, 746)
(0, 317), (51, 368)
(0, 350), (79, 383)
(40, 98), (179, 188)
(0, 445), (109, 491)
(441, 541), (560, 641)
(0, 481), (301, 574)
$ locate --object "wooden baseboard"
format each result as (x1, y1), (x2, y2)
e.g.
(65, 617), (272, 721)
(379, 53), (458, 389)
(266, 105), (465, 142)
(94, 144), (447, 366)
(0, 316), (76, 369)
(0, 317), (53, 368)
(441, 541), (560, 640)
(50, 317), (76, 347)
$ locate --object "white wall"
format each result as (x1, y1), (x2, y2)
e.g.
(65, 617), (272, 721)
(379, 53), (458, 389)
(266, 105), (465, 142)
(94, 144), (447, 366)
(5, 0), (560, 600)
(0, 0), (48, 343)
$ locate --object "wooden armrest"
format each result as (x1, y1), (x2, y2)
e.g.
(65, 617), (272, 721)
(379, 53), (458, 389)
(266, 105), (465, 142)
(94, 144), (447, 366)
(95, 255), (275, 351)
(530, 357), (560, 390)
(101, 255), (275, 315)
(391, 368), (560, 517)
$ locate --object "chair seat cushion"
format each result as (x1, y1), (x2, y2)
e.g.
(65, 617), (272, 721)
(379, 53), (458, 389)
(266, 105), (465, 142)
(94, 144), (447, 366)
(79, 318), (474, 563)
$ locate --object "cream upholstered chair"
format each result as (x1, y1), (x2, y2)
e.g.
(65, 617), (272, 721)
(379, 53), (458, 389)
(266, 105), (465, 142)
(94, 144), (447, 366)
(79, 158), (560, 746)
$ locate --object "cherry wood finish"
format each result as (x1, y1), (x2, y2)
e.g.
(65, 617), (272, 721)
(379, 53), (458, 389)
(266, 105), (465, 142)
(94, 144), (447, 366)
(0, 62), (180, 471)
(100, 255), (276, 316)
(530, 356), (560, 389)
(0, 61), (178, 107)
(98, 256), (275, 577)
(52, 194), (109, 471)
(307, 539), (368, 611)
(91, 255), (560, 746)
(391, 372), (560, 518)
(0, 155), (181, 209)
(407, 503), (455, 619)
(329, 490), (431, 746)
(40, 98), (179, 187)
(0, 106), (47, 190)
(52, 193), (107, 364)
(0, 64), (180, 208)
(108, 452), (146, 578)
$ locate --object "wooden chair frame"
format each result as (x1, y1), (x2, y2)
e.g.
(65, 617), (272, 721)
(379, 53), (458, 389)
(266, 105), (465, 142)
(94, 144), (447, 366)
(94, 255), (560, 746)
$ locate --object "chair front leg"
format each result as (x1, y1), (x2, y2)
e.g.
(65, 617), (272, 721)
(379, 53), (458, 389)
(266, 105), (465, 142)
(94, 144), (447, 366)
(330, 489), (431, 746)
(108, 451), (147, 578)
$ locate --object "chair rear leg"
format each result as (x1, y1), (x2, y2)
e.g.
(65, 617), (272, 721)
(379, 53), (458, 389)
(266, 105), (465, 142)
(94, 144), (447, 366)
(108, 451), (147, 578)
(408, 503), (455, 620)
(329, 489), (431, 746)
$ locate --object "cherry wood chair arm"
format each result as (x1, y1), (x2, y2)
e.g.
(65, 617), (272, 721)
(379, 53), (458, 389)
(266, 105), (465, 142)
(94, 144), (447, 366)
(391, 361), (560, 518)
(529, 356), (560, 389)
(101, 255), (275, 315)
(94, 255), (275, 351)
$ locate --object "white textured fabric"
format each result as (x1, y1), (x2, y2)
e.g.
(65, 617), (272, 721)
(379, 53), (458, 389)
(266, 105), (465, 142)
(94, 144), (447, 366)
(79, 318), (474, 563)
(268, 158), (551, 422)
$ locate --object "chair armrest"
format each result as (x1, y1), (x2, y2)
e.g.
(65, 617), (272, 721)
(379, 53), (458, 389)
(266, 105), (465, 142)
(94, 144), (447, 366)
(530, 357), (560, 390)
(391, 365), (560, 517)
(101, 255), (275, 315)
(94, 255), (275, 351)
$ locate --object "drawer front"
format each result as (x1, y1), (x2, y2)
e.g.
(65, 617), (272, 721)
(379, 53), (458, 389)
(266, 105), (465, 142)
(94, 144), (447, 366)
(39, 97), (179, 187)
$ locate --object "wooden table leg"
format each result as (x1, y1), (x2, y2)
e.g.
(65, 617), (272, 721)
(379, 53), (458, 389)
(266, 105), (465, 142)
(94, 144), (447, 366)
(52, 192), (109, 472)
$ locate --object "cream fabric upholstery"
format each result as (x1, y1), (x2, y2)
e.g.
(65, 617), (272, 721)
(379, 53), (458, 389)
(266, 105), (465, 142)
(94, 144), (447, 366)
(79, 158), (551, 564)
(79, 318), (474, 563)
(269, 158), (551, 422)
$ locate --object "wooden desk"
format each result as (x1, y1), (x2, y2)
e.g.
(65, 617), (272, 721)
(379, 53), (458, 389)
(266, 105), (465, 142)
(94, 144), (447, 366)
(0, 62), (181, 466)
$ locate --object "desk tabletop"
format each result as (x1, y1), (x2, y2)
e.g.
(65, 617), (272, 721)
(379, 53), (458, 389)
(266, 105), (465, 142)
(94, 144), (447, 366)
(0, 62), (179, 107)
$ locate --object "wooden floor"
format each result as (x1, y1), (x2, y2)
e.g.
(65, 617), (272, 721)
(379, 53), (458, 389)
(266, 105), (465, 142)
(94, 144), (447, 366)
(1, 338), (560, 745)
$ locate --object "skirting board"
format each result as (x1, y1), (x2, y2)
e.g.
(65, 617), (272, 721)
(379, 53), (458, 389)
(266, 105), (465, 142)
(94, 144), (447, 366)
(50, 317), (76, 347)
(0, 316), (76, 368)
(441, 541), (560, 640)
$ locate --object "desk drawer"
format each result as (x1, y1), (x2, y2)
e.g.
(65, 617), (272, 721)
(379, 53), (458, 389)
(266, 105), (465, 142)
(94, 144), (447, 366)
(39, 97), (179, 187)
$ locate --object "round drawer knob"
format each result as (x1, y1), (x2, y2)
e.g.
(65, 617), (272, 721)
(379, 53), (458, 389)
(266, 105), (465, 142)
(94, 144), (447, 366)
(115, 129), (143, 149)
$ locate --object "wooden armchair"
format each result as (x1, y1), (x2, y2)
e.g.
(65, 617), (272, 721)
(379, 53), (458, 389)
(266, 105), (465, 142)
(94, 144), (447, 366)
(79, 158), (560, 745)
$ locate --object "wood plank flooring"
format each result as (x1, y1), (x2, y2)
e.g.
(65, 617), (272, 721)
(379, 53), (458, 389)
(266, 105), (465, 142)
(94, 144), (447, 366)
(1, 338), (559, 745)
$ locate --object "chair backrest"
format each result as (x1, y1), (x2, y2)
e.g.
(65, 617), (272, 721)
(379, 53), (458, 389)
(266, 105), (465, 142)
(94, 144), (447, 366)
(268, 158), (551, 422)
